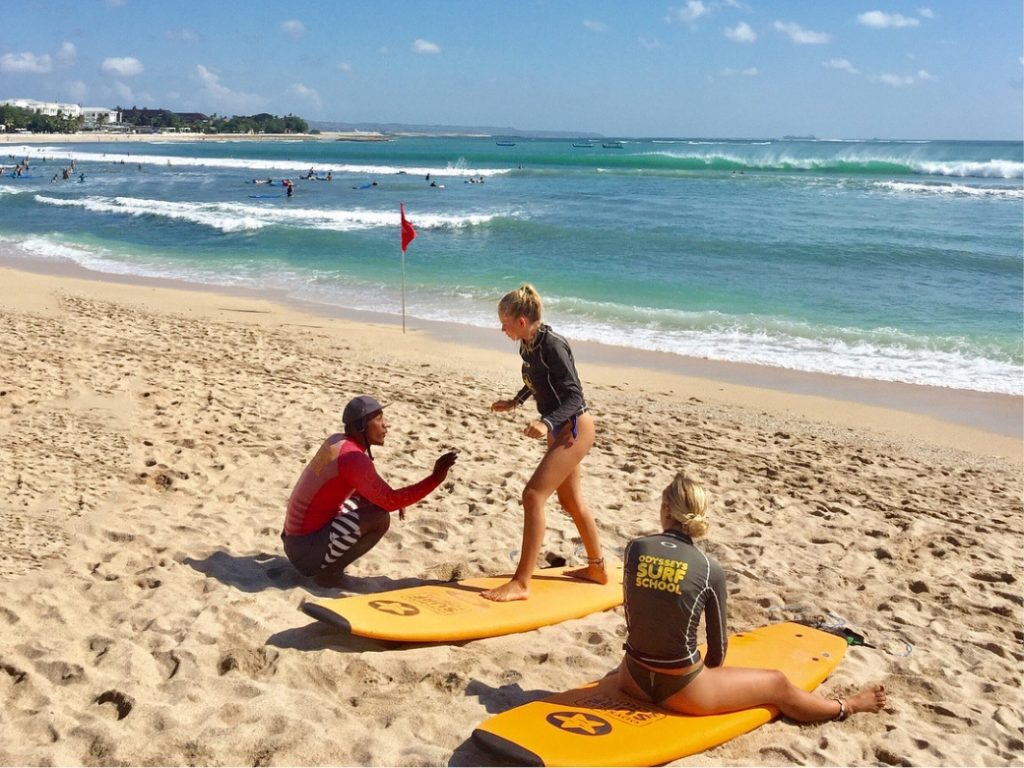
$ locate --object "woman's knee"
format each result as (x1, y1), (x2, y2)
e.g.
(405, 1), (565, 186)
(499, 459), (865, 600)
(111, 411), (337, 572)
(522, 485), (550, 510)
(360, 508), (391, 535)
(763, 669), (792, 700)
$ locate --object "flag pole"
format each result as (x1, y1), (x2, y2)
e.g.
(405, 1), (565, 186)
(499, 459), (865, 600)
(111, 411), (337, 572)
(399, 202), (415, 334)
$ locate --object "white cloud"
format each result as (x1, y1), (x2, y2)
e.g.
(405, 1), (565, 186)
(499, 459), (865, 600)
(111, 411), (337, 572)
(0, 51), (53, 74)
(638, 36), (662, 50)
(289, 83), (322, 111)
(725, 21), (756, 43)
(337, 62), (353, 72)
(824, 58), (860, 74)
(412, 39), (441, 55)
(166, 27), (201, 43)
(773, 21), (831, 44)
(109, 80), (135, 102)
(66, 80), (88, 102)
(193, 64), (266, 112)
(281, 20), (307, 41)
(918, 7), (935, 19)
(722, 66), (758, 77)
(877, 69), (933, 87)
(668, 1), (709, 25)
(857, 11), (920, 29)
(102, 56), (143, 77)
(56, 42), (77, 66)
(583, 19), (607, 33)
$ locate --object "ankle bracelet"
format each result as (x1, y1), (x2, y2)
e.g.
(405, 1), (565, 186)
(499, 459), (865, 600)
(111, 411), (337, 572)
(832, 697), (848, 721)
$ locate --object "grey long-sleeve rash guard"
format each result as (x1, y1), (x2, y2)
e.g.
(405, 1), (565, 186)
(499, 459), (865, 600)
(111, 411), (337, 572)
(511, 323), (588, 433)
(623, 529), (729, 669)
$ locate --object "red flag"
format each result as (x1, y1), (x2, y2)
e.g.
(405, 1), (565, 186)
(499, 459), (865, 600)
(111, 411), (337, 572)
(400, 203), (416, 253)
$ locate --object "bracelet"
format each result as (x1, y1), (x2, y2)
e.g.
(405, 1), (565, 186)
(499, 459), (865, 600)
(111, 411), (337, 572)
(833, 697), (848, 721)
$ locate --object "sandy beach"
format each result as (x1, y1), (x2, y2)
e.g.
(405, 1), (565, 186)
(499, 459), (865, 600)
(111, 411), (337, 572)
(0, 130), (389, 145)
(0, 255), (1021, 766)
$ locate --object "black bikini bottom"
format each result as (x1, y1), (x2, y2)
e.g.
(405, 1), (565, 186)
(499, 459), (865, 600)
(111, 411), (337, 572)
(624, 655), (704, 704)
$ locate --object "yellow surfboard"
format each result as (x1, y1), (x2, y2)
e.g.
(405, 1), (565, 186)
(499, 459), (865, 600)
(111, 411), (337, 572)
(472, 622), (848, 766)
(301, 564), (624, 642)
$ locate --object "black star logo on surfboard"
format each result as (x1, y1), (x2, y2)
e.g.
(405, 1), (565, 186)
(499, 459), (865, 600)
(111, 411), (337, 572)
(545, 711), (612, 736)
(368, 600), (420, 616)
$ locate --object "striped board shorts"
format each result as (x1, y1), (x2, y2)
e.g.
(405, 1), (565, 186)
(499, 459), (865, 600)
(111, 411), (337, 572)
(281, 496), (374, 576)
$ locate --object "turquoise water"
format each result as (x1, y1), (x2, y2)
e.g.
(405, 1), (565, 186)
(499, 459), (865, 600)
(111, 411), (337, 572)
(1, 136), (1021, 394)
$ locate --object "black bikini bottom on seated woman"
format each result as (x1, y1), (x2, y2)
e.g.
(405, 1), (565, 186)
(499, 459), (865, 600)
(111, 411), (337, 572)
(624, 655), (705, 704)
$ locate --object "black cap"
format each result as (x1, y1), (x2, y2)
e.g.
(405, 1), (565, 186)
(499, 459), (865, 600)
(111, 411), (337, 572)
(343, 395), (384, 430)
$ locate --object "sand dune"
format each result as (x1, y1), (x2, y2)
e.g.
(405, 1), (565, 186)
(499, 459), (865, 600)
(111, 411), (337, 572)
(0, 263), (1020, 766)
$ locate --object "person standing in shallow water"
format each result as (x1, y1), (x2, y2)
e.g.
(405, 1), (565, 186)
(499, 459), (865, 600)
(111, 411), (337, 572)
(484, 283), (607, 602)
(617, 471), (888, 722)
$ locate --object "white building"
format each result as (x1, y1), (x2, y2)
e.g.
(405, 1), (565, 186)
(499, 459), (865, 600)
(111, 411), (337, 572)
(81, 107), (121, 126)
(1, 98), (81, 117)
(1, 99), (121, 127)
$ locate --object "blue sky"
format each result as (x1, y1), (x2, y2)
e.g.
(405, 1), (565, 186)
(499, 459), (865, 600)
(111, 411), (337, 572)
(2, 1), (1021, 139)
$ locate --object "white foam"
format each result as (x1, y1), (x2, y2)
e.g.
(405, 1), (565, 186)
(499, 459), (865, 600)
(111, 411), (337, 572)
(32, 194), (511, 234)
(2, 144), (510, 178)
(875, 181), (1024, 199)
(555, 317), (1022, 395)
(911, 159), (1024, 179)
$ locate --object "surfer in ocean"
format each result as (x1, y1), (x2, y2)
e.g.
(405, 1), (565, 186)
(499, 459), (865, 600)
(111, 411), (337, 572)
(484, 283), (607, 601)
(281, 395), (458, 587)
(618, 471), (888, 722)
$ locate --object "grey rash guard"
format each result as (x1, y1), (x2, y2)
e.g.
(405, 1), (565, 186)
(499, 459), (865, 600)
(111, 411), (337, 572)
(511, 323), (587, 433)
(623, 529), (728, 669)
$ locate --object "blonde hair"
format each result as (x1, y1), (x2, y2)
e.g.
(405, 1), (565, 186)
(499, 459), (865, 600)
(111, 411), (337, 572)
(663, 473), (710, 539)
(498, 283), (544, 324)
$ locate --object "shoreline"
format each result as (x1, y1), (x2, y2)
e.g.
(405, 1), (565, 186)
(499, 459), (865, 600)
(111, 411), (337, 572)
(0, 130), (390, 144)
(1, 245), (1019, 457)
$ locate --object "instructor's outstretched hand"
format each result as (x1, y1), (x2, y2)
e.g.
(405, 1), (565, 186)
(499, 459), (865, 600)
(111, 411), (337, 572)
(433, 450), (458, 479)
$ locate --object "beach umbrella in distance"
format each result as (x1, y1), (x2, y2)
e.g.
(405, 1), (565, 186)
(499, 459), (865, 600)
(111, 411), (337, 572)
(400, 203), (416, 332)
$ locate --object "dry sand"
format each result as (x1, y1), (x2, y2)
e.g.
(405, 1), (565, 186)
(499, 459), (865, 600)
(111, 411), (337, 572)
(0, 260), (1021, 766)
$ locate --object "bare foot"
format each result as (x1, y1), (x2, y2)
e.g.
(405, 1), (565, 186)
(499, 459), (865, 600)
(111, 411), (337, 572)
(481, 579), (530, 602)
(846, 684), (887, 716)
(567, 561), (609, 585)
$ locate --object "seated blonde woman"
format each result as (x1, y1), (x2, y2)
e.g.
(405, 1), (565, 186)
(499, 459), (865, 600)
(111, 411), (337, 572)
(618, 471), (887, 723)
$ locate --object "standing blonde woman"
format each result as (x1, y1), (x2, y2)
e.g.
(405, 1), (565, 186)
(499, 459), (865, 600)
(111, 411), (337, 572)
(484, 283), (607, 601)
(618, 471), (887, 722)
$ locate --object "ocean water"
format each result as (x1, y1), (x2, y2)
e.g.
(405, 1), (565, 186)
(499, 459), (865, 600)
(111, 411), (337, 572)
(1, 136), (1021, 395)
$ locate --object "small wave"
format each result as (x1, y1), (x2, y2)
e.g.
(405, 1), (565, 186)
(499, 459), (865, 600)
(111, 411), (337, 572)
(633, 150), (1023, 178)
(33, 194), (510, 234)
(875, 181), (1024, 199)
(912, 159), (1023, 179)
(5, 144), (511, 178)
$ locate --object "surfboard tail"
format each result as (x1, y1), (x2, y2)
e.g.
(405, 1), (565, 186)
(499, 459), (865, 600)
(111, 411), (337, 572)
(471, 729), (545, 766)
(300, 601), (353, 633)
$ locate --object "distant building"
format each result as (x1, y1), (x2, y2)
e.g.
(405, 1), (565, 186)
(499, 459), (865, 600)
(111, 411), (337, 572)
(81, 107), (121, 127)
(1, 99), (122, 128)
(1, 98), (81, 117)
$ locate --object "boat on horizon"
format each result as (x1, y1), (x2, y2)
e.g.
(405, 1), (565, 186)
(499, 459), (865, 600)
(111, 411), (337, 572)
(602, 141), (624, 149)
(495, 140), (516, 147)
(572, 142), (594, 148)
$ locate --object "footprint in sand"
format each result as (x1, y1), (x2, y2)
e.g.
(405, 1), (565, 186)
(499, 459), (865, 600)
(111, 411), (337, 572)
(94, 689), (134, 720)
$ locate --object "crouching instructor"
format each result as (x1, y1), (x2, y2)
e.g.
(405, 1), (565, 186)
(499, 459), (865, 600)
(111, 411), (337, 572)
(282, 395), (458, 587)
